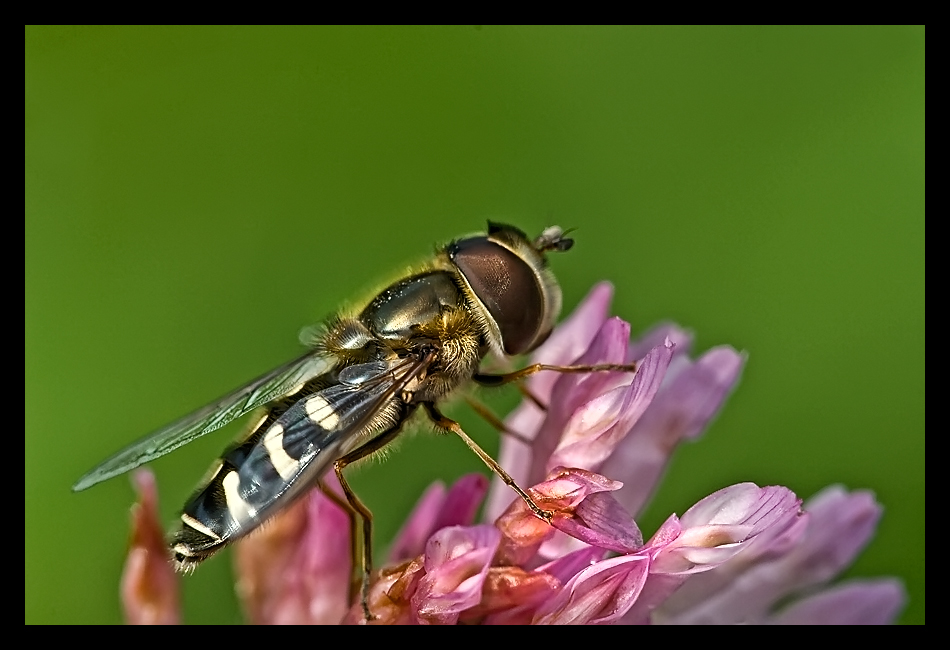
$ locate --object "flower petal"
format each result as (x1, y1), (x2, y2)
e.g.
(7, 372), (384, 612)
(495, 468), (622, 565)
(547, 339), (674, 475)
(121, 470), (181, 625)
(603, 345), (746, 517)
(431, 474), (490, 533)
(537, 546), (607, 583)
(653, 485), (884, 624)
(234, 476), (351, 625)
(412, 525), (501, 625)
(495, 503), (556, 567)
(680, 483), (800, 531)
(528, 317), (633, 486)
(653, 507), (810, 620)
(387, 481), (447, 563)
(389, 474), (488, 562)
(553, 491), (643, 554)
(792, 485), (884, 585)
(649, 484), (802, 575)
(532, 554), (650, 625)
(767, 578), (906, 625)
(621, 484), (801, 624)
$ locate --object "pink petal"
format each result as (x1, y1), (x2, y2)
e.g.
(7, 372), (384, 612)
(412, 525), (501, 625)
(547, 339), (674, 475)
(234, 476), (351, 625)
(553, 491), (643, 553)
(431, 474), (490, 533)
(389, 474), (488, 562)
(794, 485), (884, 584)
(494, 500), (556, 567)
(537, 546), (607, 583)
(388, 481), (447, 563)
(603, 345), (746, 517)
(620, 484), (801, 624)
(528, 317), (633, 487)
(649, 484), (801, 575)
(653, 485), (881, 624)
(535, 528), (593, 562)
(532, 554), (650, 625)
(680, 483), (800, 532)
(767, 579), (906, 625)
(654, 504), (811, 621)
(121, 470), (181, 625)
(534, 467), (624, 508)
(495, 469), (621, 565)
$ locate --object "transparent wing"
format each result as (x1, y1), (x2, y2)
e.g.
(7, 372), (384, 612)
(214, 356), (431, 536)
(72, 350), (335, 492)
(178, 354), (435, 544)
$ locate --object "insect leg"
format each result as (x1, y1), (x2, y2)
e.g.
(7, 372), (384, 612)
(422, 403), (553, 524)
(464, 395), (509, 434)
(463, 395), (534, 446)
(333, 424), (405, 621)
(316, 480), (361, 608)
(473, 361), (638, 387)
(516, 383), (548, 411)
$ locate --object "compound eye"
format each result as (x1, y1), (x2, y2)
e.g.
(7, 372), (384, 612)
(450, 237), (543, 355)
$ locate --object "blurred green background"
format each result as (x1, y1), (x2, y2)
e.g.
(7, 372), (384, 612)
(26, 26), (924, 624)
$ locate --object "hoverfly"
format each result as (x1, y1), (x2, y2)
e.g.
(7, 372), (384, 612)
(73, 222), (636, 613)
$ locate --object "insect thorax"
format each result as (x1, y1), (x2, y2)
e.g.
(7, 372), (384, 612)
(351, 270), (487, 402)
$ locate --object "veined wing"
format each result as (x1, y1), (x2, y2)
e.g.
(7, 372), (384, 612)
(72, 350), (335, 492)
(180, 354), (434, 544)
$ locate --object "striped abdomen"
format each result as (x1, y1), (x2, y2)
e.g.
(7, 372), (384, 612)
(171, 373), (402, 568)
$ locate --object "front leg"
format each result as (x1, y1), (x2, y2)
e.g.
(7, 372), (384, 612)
(473, 361), (638, 388)
(422, 402), (553, 524)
